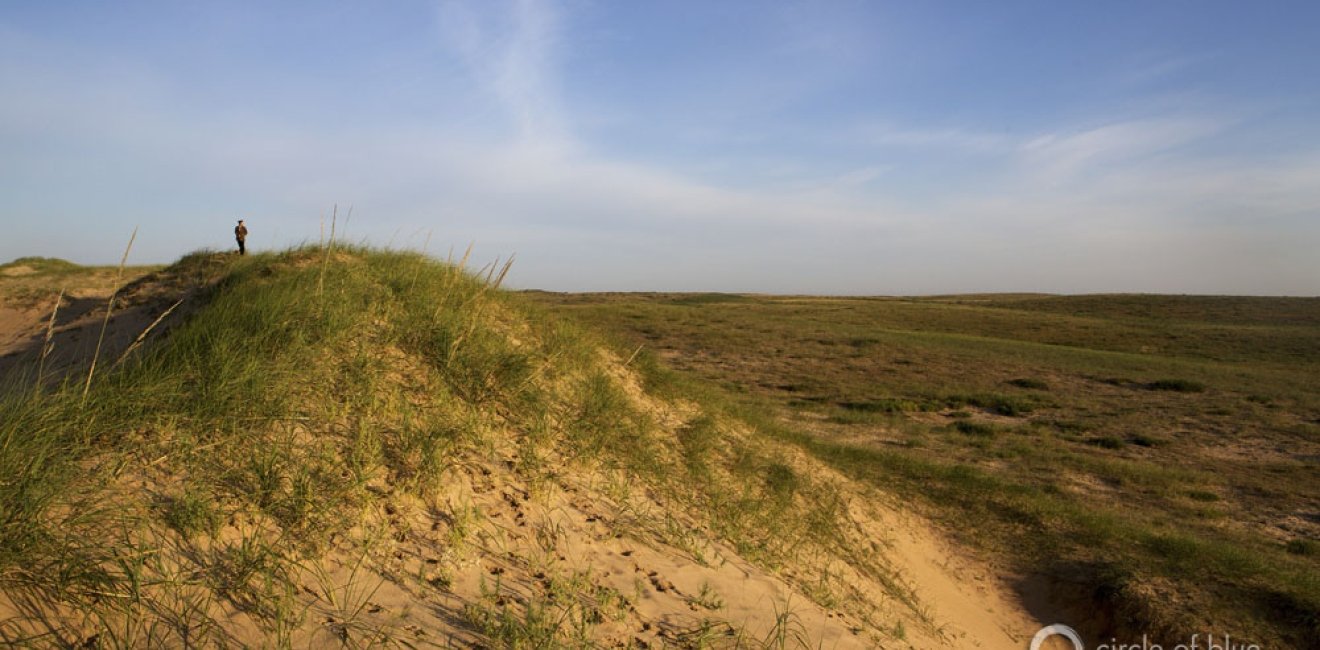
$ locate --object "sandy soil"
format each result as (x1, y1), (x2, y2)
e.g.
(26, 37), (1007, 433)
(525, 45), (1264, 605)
(211, 455), (1046, 648)
(0, 263), (207, 386)
(0, 263), (1050, 648)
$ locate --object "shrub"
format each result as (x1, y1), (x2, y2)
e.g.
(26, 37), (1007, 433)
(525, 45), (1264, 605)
(966, 394), (1038, 417)
(1007, 378), (1049, 390)
(953, 421), (997, 437)
(1145, 379), (1206, 393)
(1128, 433), (1167, 448)
(1086, 436), (1125, 450)
(838, 398), (922, 413)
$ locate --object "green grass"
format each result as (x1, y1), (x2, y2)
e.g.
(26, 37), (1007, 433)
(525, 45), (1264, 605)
(0, 257), (85, 275)
(0, 248), (549, 643)
(160, 485), (223, 540)
(1, 248), (918, 647)
(525, 290), (1320, 648)
(6, 251), (1313, 646)
(0, 256), (164, 313)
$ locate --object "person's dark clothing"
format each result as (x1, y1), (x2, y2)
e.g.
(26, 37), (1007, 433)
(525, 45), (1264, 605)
(235, 223), (248, 255)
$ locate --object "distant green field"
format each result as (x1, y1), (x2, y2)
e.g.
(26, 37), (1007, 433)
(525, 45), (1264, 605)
(526, 291), (1320, 647)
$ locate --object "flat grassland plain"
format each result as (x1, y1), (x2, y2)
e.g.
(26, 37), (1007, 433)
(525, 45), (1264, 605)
(526, 291), (1320, 647)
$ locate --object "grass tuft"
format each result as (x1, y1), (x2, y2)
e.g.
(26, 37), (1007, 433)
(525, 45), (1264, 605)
(1145, 378), (1207, 393)
(161, 486), (222, 540)
(953, 421), (997, 437)
(1086, 435), (1126, 450)
(1007, 377), (1050, 390)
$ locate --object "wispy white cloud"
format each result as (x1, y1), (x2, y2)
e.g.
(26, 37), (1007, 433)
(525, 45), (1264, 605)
(1018, 116), (1228, 185)
(828, 165), (891, 189)
(1117, 53), (1206, 88)
(857, 123), (1014, 153)
(436, 0), (568, 149)
(1, 2), (1317, 294)
(420, 0), (918, 232)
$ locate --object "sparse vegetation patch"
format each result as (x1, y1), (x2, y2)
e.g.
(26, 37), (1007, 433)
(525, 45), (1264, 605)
(527, 290), (1320, 647)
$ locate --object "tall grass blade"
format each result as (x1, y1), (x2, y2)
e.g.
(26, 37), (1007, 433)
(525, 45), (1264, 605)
(113, 298), (185, 368)
(457, 242), (473, 270)
(34, 288), (64, 393)
(318, 205), (338, 298)
(492, 255), (515, 289)
(82, 227), (137, 405)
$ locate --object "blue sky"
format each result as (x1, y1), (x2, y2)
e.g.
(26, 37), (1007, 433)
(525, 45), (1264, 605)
(2, 1), (1317, 294)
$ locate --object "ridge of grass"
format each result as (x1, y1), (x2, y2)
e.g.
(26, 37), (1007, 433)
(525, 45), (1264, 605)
(0, 247), (905, 647)
(0, 257), (84, 275)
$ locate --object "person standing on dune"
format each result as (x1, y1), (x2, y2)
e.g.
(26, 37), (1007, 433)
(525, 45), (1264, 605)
(235, 219), (248, 255)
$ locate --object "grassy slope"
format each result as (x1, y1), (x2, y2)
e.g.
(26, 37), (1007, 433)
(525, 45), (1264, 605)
(0, 250), (923, 648)
(0, 258), (164, 312)
(526, 292), (1320, 648)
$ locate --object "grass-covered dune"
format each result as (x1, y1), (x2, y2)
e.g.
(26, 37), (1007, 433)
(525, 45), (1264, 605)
(6, 247), (1314, 648)
(0, 258), (87, 277)
(0, 248), (973, 648)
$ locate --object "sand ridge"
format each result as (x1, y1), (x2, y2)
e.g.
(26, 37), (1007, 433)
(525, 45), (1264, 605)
(0, 257), (1049, 647)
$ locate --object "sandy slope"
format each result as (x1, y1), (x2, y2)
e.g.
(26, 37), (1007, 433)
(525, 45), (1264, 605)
(0, 262), (207, 385)
(0, 262), (1047, 648)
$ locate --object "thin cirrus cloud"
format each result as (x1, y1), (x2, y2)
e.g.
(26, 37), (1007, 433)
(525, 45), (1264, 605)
(0, 1), (1316, 295)
(1017, 116), (1230, 186)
